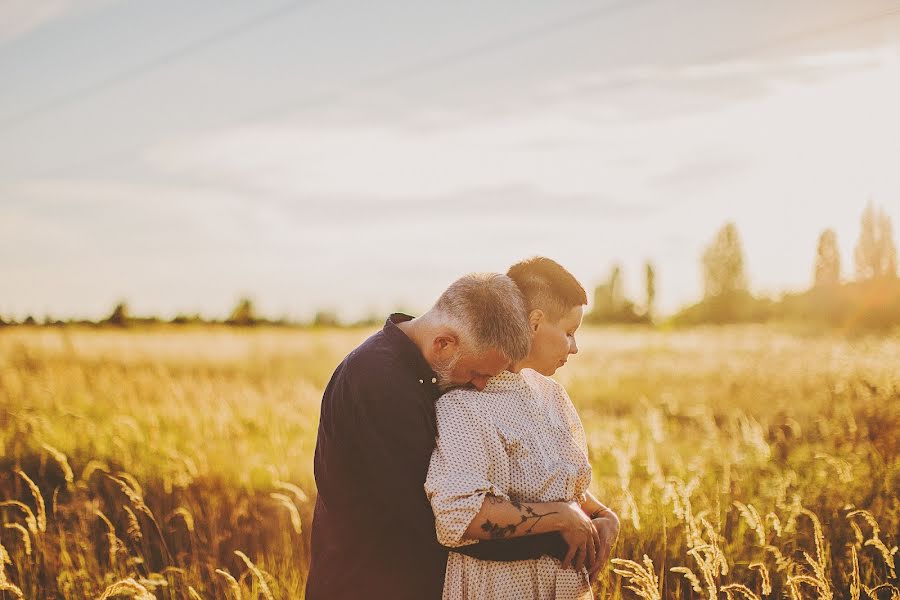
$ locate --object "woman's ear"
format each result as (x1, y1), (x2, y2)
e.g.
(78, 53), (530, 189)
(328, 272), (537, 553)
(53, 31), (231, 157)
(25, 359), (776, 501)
(529, 309), (544, 332)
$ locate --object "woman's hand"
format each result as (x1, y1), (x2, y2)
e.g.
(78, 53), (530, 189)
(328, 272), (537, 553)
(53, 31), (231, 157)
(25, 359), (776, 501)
(557, 501), (602, 573)
(587, 510), (620, 583)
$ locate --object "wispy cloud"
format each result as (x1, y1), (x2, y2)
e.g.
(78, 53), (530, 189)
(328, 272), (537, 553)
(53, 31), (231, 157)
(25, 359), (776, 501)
(0, 0), (115, 44)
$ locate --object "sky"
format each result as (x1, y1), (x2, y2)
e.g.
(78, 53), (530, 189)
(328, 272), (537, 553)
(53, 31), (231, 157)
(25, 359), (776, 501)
(2, 0), (899, 321)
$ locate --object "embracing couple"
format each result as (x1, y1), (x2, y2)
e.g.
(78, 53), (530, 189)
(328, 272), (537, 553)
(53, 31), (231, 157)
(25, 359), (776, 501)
(306, 257), (620, 600)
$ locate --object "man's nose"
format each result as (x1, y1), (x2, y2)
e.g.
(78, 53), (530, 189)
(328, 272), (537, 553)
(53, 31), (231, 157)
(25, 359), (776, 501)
(569, 340), (579, 355)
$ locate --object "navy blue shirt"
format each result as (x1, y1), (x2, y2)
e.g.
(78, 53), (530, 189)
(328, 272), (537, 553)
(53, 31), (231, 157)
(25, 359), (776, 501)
(305, 314), (565, 600)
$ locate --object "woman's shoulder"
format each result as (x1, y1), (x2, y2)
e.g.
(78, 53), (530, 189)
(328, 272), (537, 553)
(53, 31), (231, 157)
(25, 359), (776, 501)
(520, 368), (567, 396)
(435, 387), (488, 412)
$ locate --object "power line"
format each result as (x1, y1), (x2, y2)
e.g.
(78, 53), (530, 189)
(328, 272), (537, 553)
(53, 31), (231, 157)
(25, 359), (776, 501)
(17, 3), (900, 177)
(27, 0), (654, 176)
(0, 0), (324, 131)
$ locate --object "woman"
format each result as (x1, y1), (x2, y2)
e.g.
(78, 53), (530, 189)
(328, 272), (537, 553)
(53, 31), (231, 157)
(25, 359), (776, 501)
(425, 257), (620, 600)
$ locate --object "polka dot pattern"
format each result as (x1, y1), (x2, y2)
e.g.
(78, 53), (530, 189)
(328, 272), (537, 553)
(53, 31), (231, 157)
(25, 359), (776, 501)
(425, 369), (594, 600)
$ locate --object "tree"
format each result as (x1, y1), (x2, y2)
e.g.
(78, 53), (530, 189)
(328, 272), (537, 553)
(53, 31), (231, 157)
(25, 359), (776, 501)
(609, 264), (624, 310)
(854, 202), (897, 280)
(106, 302), (130, 326)
(587, 264), (645, 323)
(228, 297), (257, 326)
(645, 261), (656, 319)
(813, 229), (841, 287)
(702, 222), (747, 298)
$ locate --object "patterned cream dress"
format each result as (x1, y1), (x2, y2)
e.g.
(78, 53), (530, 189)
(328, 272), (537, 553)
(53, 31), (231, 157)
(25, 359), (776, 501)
(425, 368), (594, 600)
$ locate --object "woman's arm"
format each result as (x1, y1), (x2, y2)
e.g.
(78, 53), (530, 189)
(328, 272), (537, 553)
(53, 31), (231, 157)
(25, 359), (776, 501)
(463, 495), (601, 571)
(579, 490), (615, 520)
(579, 490), (620, 582)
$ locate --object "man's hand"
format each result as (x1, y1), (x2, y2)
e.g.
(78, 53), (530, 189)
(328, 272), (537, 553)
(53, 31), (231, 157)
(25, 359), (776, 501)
(557, 501), (601, 573)
(587, 511), (620, 584)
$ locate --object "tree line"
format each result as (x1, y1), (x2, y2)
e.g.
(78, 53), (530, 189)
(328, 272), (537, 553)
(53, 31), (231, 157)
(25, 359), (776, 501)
(586, 201), (898, 329)
(2, 202), (896, 331)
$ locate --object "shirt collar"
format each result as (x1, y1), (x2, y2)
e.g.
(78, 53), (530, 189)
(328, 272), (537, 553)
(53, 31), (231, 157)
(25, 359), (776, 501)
(383, 313), (441, 398)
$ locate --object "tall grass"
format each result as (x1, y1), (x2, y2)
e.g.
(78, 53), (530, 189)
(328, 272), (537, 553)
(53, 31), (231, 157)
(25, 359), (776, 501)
(0, 325), (896, 598)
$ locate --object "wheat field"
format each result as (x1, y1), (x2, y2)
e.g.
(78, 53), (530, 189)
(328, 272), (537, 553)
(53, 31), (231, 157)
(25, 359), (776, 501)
(0, 325), (897, 599)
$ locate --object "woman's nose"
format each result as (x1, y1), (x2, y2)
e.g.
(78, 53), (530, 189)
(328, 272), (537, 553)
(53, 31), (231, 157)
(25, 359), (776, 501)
(569, 339), (578, 355)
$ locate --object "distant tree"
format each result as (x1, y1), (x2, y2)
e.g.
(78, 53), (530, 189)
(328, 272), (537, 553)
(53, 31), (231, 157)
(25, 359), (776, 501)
(23, 315), (36, 325)
(609, 264), (625, 310)
(587, 264), (645, 324)
(228, 297), (257, 326)
(312, 310), (341, 327)
(813, 229), (841, 287)
(0, 315), (7, 327)
(645, 261), (656, 319)
(106, 301), (130, 326)
(854, 202), (897, 280)
(702, 222), (747, 298)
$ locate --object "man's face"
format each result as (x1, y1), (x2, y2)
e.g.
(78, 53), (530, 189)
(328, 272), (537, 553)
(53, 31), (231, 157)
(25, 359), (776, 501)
(433, 346), (510, 392)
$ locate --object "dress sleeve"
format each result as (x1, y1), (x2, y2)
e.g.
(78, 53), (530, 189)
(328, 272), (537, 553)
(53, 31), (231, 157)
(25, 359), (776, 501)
(425, 390), (509, 548)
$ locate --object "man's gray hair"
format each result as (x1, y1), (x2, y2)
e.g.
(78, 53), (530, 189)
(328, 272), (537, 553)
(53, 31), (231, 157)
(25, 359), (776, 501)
(430, 272), (532, 362)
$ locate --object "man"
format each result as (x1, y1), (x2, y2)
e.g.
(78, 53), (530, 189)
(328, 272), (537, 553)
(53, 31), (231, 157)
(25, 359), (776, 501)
(306, 272), (578, 599)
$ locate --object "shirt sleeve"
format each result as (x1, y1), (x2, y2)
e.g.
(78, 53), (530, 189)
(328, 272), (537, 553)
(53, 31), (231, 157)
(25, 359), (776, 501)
(425, 390), (509, 547)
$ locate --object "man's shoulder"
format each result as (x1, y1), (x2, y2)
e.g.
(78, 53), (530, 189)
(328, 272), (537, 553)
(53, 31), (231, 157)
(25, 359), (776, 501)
(340, 331), (404, 380)
(328, 329), (415, 401)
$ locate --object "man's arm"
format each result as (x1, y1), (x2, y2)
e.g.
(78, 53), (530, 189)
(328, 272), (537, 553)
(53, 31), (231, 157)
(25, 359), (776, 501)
(453, 531), (568, 562)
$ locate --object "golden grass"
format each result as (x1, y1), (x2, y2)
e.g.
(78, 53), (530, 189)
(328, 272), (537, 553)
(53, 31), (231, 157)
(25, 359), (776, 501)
(0, 324), (897, 598)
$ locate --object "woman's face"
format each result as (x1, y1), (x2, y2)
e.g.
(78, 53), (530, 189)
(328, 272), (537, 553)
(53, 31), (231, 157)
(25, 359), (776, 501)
(528, 304), (583, 376)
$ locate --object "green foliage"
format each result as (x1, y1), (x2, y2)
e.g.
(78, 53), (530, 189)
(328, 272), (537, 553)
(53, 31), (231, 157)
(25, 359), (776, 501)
(855, 201), (897, 280)
(814, 229), (841, 287)
(702, 222), (747, 298)
(105, 301), (130, 326)
(588, 264), (650, 324)
(228, 297), (257, 326)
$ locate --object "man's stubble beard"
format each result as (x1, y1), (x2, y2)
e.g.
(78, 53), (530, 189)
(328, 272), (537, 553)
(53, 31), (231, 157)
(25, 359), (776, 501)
(433, 350), (462, 392)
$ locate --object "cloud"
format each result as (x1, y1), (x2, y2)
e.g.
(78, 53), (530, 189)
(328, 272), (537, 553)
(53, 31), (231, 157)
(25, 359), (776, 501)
(0, 0), (115, 44)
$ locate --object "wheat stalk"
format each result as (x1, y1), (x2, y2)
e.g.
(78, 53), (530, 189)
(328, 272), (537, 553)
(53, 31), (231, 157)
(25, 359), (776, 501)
(123, 505), (143, 544)
(41, 442), (74, 484)
(612, 555), (661, 600)
(14, 469), (46, 532)
(3, 524), (31, 556)
(749, 562), (772, 596)
(722, 583), (762, 600)
(0, 501), (38, 536)
(671, 566), (703, 593)
(734, 502), (766, 546)
(234, 550), (275, 600)
(270, 492), (302, 534)
(0, 582), (25, 599)
(849, 546), (861, 600)
(215, 568), (242, 600)
(97, 577), (155, 599)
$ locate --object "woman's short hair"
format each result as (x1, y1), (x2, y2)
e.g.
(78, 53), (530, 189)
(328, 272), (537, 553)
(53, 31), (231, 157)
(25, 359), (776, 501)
(507, 257), (587, 322)
(432, 272), (531, 362)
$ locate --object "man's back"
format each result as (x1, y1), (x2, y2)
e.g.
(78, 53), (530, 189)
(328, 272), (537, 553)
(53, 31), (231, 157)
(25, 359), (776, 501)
(306, 315), (447, 600)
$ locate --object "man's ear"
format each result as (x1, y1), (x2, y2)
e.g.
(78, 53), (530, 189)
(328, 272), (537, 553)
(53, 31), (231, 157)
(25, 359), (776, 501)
(432, 332), (459, 354)
(529, 309), (544, 332)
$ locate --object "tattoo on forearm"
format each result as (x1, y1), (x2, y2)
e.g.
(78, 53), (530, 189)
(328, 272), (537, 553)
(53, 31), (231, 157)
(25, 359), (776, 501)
(481, 496), (558, 539)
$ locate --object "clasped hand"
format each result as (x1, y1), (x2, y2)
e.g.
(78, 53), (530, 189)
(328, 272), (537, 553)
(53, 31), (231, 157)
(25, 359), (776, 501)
(557, 501), (620, 581)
